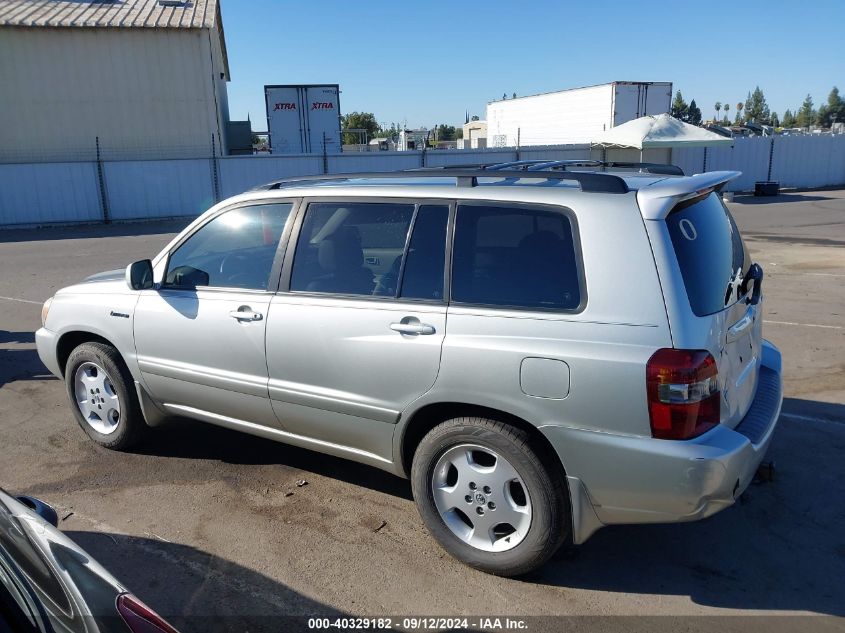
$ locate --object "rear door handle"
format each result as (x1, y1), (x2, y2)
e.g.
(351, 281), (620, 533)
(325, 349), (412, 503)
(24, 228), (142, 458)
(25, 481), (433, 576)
(229, 306), (263, 322)
(390, 322), (435, 335)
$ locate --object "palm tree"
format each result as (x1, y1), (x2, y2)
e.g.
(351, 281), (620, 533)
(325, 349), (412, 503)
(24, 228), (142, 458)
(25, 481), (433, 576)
(715, 102), (722, 121)
(736, 102), (744, 123)
(723, 103), (730, 124)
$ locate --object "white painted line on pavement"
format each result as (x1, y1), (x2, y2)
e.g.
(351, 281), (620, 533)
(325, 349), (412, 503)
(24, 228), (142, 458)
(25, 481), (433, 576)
(0, 295), (41, 305)
(805, 272), (845, 278)
(764, 320), (842, 330)
(781, 412), (843, 426)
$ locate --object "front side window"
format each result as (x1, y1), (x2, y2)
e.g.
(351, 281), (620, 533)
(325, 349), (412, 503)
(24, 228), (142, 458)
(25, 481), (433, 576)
(452, 203), (581, 310)
(164, 203), (292, 290)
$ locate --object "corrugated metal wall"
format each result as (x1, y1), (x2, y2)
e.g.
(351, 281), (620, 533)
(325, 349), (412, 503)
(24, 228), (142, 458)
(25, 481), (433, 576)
(219, 155), (323, 198)
(1, 136), (844, 227)
(0, 162), (101, 225)
(105, 160), (216, 221)
(0, 28), (223, 163)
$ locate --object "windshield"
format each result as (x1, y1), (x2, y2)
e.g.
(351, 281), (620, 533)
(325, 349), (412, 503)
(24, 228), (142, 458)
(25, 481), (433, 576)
(666, 192), (751, 316)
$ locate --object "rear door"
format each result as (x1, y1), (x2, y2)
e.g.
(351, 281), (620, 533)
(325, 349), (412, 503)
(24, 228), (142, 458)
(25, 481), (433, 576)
(664, 192), (762, 427)
(265, 198), (450, 460)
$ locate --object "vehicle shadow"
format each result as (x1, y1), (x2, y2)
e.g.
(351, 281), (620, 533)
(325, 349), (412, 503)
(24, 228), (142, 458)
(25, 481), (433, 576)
(0, 330), (35, 345)
(135, 418), (413, 500)
(65, 531), (347, 633)
(732, 191), (841, 204)
(0, 219), (189, 244)
(530, 400), (845, 616)
(0, 341), (55, 389)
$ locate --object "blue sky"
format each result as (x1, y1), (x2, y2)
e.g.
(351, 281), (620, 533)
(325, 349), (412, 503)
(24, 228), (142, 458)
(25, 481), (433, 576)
(221, 0), (844, 129)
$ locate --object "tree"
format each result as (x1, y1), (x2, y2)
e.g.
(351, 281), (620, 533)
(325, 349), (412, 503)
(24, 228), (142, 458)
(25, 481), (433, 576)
(723, 103), (730, 124)
(744, 86), (771, 124)
(502, 93), (507, 100)
(687, 99), (702, 125)
(735, 102), (744, 123)
(671, 90), (689, 120)
(770, 111), (780, 127)
(795, 94), (816, 128)
(471, 115), (480, 121)
(436, 124), (457, 141)
(341, 112), (380, 145)
(816, 86), (844, 127)
(781, 109), (797, 127)
(714, 101), (722, 120)
(512, 92), (517, 99)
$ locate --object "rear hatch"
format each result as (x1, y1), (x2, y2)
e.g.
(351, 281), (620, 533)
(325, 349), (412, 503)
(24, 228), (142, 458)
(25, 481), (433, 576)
(664, 192), (762, 429)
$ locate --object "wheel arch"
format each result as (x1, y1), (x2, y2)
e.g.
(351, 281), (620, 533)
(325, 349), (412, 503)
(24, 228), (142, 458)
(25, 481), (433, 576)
(398, 402), (568, 483)
(56, 330), (119, 377)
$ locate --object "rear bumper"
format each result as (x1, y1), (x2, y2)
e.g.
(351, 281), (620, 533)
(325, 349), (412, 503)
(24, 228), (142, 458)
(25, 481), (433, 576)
(542, 340), (783, 544)
(35, 327), (62, 378)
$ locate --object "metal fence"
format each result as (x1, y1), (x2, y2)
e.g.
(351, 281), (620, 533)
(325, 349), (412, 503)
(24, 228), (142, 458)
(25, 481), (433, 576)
(1, 135), (844, 227)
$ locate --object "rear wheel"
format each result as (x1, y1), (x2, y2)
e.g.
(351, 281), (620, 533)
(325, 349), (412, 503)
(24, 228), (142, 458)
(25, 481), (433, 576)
(65, 342), (146, 450)
(411, 417), (570, 576)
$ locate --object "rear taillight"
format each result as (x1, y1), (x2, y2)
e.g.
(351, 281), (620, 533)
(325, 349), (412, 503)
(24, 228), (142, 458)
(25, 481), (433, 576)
(116, 593), (179, 633)
(646, 348), (720, 440)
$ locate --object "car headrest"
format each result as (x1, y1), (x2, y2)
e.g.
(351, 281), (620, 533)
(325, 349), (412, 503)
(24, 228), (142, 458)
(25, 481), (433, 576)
(318, 227), (363, 272)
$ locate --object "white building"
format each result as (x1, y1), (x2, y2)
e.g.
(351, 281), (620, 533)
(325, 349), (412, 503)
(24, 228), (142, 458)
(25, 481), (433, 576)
(0, 0), (231, 162)
(486, 81), (672, 147)
(458, 120), (487, 149)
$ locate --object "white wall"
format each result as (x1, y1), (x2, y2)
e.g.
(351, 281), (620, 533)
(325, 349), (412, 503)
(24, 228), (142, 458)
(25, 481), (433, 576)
(1, 136), (844, 226)
(0, 27), (223, 163)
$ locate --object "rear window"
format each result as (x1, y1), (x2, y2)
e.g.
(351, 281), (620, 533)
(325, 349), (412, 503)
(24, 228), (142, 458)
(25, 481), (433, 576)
(666, 192), (750, 316)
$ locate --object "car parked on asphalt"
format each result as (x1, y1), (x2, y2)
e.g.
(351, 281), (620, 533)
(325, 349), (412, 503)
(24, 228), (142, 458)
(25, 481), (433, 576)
(36, 165), (782, 576)
(0, 489), (178, 632)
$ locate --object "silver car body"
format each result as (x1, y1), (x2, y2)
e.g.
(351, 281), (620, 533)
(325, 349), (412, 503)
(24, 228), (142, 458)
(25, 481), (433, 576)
(36, 171), (783, 545)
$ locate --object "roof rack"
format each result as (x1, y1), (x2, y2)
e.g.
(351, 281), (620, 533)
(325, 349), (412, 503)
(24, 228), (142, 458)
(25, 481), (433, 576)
(259, 169), (630, 194)
(525, 160), (684, 176)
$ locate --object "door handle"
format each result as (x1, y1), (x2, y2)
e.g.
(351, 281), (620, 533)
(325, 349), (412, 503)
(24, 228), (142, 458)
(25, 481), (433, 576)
(390, 321), (435, 335)
(229, 306), (263, 322)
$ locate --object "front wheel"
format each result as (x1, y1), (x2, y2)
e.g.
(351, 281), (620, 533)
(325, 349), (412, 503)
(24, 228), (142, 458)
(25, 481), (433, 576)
(65, 342), (146, 450)
(411, 417), (570, 576)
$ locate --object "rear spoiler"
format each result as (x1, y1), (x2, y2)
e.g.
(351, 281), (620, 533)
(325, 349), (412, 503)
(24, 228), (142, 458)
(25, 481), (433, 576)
(636, 171), (741, 220)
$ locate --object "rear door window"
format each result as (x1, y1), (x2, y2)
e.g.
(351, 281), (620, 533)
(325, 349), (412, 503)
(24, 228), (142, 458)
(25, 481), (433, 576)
(451, 203), (582, 310)
(666, 192), (750, 316)
(288, 201), (450, 300)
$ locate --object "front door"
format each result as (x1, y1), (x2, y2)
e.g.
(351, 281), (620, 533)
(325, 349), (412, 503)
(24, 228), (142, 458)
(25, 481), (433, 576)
(134, 202), (294, 426)
(266, 200), (450, 461)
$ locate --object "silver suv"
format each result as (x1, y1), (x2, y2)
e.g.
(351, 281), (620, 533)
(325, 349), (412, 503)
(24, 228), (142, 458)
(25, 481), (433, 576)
(36, 167), (782, 576)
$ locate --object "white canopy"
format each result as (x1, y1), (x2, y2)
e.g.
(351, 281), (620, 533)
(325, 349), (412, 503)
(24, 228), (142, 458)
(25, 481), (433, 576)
(592, 113), (733, 149)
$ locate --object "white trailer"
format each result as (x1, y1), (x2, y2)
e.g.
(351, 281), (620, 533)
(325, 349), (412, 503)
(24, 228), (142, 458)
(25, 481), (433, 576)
(265, 84), (342, 154)
(486, 81), (672, 147)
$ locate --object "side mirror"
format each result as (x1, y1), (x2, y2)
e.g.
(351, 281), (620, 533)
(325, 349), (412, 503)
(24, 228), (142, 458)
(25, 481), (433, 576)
(126, 259), (154, 290)
(16, 495), (59, 528)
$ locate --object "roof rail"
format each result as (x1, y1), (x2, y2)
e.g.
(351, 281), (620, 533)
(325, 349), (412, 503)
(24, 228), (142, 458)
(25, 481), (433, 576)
(526, 160), (684, 176)
(259, 169), (630, 194)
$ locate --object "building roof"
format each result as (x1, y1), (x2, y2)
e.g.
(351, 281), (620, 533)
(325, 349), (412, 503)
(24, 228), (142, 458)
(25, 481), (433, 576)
(0, 0), (218, 29)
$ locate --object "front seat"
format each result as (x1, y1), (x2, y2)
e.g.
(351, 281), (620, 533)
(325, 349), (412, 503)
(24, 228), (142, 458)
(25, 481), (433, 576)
(307, 226), (375, 295)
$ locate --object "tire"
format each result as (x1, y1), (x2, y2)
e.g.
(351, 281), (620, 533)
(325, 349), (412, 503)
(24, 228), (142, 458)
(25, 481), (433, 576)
(411, 417), (570, 577)
(64, 342), (146, 450)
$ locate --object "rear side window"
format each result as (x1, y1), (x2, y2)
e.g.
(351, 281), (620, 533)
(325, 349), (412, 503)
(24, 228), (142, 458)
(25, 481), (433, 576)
(400, 205), (448, 301)
(452, 203), (581, 310)
(290, 202), (415, 296)
(666, 192), (750, 316)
